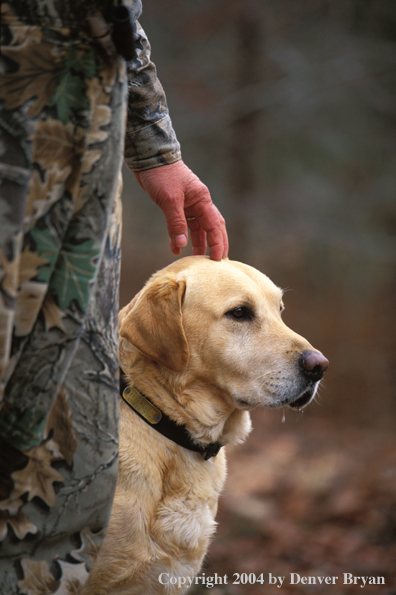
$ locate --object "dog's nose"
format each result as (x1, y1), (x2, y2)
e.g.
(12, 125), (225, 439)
(299, 350), (329, 382)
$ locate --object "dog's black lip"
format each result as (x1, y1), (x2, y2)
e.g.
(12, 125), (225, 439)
(235, 398), (251, 410)
(288, 387), (315, 410)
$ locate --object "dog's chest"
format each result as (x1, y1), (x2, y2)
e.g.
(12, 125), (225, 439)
(154, 492), (217, 552)
(146, 451), (226, 585)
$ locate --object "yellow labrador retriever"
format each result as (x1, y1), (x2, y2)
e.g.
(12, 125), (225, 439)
(82, 256), (328, 595)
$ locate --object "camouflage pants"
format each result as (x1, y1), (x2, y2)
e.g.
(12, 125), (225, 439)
(0, 10), (126, 594)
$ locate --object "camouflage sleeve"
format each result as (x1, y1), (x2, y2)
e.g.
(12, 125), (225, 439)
(124, 21), (182, 172)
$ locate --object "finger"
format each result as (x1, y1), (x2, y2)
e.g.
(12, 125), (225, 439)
(208, 231), (225, 261)
(160, 195), (189, 251)
(206, 208), (228, 260)
(189, 204), (226, 261)
(219, 213), (229, 259)
(184, 184), (228, 260)
(188, 224), (207, 256)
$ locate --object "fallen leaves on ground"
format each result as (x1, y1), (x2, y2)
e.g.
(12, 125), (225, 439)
(190, 410), (396, 595)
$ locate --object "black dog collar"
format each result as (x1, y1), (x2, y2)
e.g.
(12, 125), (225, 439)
(119, 369), (223, 461)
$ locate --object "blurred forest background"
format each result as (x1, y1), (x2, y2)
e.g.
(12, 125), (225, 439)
(120, 1), (396, 592)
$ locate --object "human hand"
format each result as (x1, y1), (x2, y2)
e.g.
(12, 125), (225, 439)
(134, 160), (228, 261)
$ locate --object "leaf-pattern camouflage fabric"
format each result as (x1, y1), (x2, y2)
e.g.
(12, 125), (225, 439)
(0, 1), (180, 593)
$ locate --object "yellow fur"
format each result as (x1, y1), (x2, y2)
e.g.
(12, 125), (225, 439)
(82, 256), (326, 594)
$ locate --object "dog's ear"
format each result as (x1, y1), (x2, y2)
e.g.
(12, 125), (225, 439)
(119, 274), (189, 373)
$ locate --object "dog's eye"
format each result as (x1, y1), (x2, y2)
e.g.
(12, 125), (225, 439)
(226, 306), (253, 321)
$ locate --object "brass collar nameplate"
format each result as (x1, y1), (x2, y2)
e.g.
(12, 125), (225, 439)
(122, 386), (162, 424)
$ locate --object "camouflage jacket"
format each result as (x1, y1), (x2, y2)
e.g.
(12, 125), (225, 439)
(6, 0), (182, 172)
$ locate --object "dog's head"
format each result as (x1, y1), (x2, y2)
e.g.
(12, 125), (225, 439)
(119, 256), (328, 412)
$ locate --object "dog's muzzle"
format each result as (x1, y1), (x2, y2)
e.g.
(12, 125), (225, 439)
(288, 350), (329, 410)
